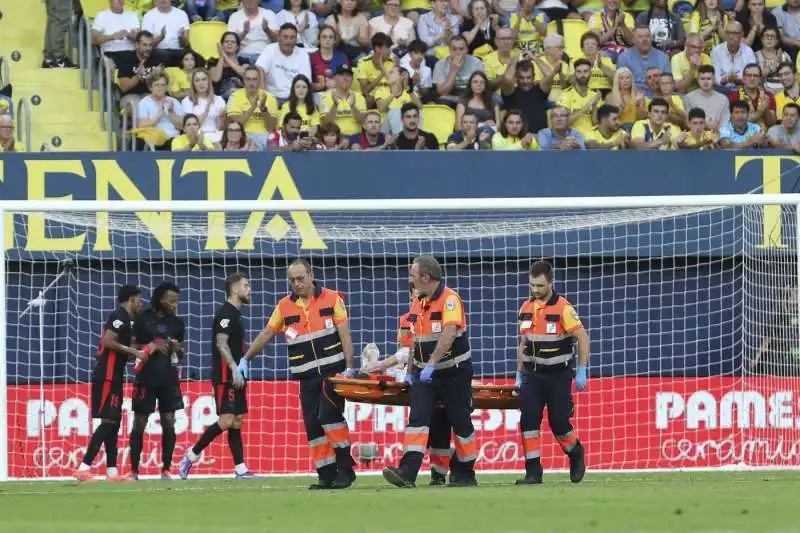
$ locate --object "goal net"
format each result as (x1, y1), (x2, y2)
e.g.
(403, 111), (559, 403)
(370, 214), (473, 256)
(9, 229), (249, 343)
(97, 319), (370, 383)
(2, 199), (800, 480)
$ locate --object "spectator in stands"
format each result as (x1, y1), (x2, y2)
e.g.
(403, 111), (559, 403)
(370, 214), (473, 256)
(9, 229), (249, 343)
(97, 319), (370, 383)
(491, 109), (538, 149)
(461, 0), (500, 56)
(185, 0), (218, 22)
(689, 0), (728, 55)
(209, 32), (248, 99)
(630, 97), (680, 150)
(538, 105), (586, 150)
(651, 72), (687, 128)
(269, 111), (312, 150)
(217, 121), (259, 150)
(42, 0), (75, 68)
(172, 113), (218, 150)
(399, 40), (433, 93)
(325, 0), (371, 61)
(142, 0), (191, 67)
(91, 0), (141, 67)
(181, 68), (226, 142)
(280, 74), (321, 134)
(0, 93), (12, 118)
(494, 0), (521, 25)
(391, 102), (440, 148)
(617, 26), (671, 90)
(774, 0), (800, 62)
(447, 110), (492, 149)
(227, 65), (280, 149)
(767, 101), (800, 149)
(118, 31), (164, 113)
(605, 67), (646, 127)
(483, 27), (518, 91)
(256, 23), (312, 101)
(349, 110), (393, 149)
(588, 0), (634, 61)
(0, 115), (16, 152)
(418, 0), (461, 54)
(277, 0), (320, 48)
(167, 50), (203, 100)
(636, 0), (685, 55)
(585, 104), (629, 149)
(356, 33), (395, 104)
(376, 66), (423, 121)
(643, 66), (661, 97)
(558, 58), (600, 136)
(711, 21), (756, 91)
(229, 0), (279, 65)
(737, 0), (777, 52)
(535, 0), (578, 21)
(672, 33), (712, 93)
(729, 62), (776, 129)
(501, 57), (553, 133)
(320, 64), (367, 136)
(370, 0), (415, 47)
(511, 0), (546, 55)
(757, 27), (791, 94)
(432, 35), (486, 105)
(310, 26), (350, 92)
(776, 62), (800, 118)
(684, 65), (731, 130)
(216, 0), (240, 22)
(317, 122), (347, 149)
(533, 34), (569, 102)
(456, 71), (499, 128)
(576, 32), (615, 96)
(679, 107), (719, 149)
(720, 99), (766, 147)
(136, 71), (186, 149)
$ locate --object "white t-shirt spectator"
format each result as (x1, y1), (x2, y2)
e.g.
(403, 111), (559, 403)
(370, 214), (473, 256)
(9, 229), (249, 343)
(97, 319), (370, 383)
(137, 95), (185, 138)
(181, 95), (226, 143)
(255, 43), (312, 99)
(92, 9), (140, 54)
(228, 7), (278, 56)
(276, 10), (319, 49)
(399, 53), (432, 89)
(141, 7), (189, 50)
(368, 16), (415, 45)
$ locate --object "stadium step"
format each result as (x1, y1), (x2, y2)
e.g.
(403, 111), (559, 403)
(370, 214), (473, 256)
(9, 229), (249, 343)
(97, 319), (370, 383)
(1, 0), (109, 151)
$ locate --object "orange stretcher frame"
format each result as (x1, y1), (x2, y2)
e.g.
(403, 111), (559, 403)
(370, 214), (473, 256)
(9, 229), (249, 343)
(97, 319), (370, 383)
(329, 376), (520, 410)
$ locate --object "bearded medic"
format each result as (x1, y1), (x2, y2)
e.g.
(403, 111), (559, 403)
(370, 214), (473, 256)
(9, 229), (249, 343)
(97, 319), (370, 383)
(238, 259), (359, 490)
(363, 283), (455, 486)
(515, 260), (589, 485)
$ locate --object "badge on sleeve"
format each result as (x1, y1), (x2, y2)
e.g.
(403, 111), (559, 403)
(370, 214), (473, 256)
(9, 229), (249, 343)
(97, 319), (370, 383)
(112, 319), (123, 329)
(285, 327), (298, 340)
(446, 297), (457, 311)
(519, 320), (532, 331)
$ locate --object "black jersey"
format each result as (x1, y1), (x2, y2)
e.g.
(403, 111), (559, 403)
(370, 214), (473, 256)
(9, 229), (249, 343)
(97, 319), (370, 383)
(211, 302), (245, 384)
(133, 308), (185, 386)
(94, 307), (134, 384)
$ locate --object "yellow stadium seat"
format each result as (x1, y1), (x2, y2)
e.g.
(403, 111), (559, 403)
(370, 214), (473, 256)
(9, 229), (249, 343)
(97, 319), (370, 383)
(189, 21), (228, 61)
(81, 0), (110, 19)
(335, 115), (362, 136)
(421, 104), (455, 146)
(547, 19), (590, 62)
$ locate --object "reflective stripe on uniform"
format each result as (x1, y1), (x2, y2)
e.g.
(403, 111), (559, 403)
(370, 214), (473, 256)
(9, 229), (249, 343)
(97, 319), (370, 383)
(521, 430), (541, 459)
(289, 352), (345, 375)
(315, 455), (337, 469)
(413, 351), (472, 370)
(403, 426), (429, 454)
(287, 327), (338, 345)
(528, 353), (573, 365)
(454, 432), (478, 462)
(414, 328), (467, 343)
(322, 421), (351, 448)
(529, 334), (571, 342)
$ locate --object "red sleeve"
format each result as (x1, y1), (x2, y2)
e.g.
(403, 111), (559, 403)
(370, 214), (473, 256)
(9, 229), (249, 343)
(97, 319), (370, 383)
(768, 92), (776, 111)
(728, 92), (738, 104)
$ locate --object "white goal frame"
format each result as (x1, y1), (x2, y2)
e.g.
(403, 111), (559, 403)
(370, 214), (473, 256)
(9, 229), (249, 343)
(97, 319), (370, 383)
(1, 193), (799, 482)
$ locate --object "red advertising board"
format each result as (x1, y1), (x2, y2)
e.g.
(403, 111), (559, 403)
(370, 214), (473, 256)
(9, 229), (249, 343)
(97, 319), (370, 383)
(7, 377), (800, 479)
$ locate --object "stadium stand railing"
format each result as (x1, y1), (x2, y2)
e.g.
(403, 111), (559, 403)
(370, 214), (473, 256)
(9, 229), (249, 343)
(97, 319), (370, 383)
(0, 56), (9, 90)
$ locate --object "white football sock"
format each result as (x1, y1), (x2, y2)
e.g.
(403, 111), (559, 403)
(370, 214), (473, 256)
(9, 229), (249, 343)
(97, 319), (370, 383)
(187, 449), (199, 462)
(234, 463), (248, 475)
(78, 463), (91, 472)
(107, 467), (118, 477)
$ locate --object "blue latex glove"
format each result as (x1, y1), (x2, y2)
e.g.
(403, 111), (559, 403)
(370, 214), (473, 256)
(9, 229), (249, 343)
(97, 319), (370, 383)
(515, 371), (523, 389)
(237, 357), (249, 380)
(576, 366), (588, 391)
(404, 372), (415, 387)
(342, 368), (358, 378)
(420, 364), (435, 383)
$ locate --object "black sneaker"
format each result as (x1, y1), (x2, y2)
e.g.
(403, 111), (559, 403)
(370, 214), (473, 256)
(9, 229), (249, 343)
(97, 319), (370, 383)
(569, 443), (586, 483)
(41, 59), (57, 69)
(56, 57), (78, 69)
(382, 467), (415, 488)
(429, 471), (447, 486)
(308, 478), (334, 490)
(447, 474), (478, 487)
(515, 475), (543, 485)
(331, 469), (356, 489)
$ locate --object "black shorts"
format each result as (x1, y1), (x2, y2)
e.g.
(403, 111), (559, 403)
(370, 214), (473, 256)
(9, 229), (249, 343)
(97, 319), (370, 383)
(92, 380), (123, 422)
(213, 382), (248, 416)
(132, 382), (184, 415)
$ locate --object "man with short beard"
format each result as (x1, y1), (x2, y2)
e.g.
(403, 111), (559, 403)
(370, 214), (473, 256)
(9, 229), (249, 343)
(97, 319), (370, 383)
(392, 103), (439, 150)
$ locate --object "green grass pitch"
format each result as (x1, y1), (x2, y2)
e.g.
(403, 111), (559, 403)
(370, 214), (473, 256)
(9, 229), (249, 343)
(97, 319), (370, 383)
(1, 471), (798, 533)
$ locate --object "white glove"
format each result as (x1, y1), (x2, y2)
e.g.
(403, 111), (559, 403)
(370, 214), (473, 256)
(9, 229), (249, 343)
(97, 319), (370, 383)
(361, 342), (381, 370)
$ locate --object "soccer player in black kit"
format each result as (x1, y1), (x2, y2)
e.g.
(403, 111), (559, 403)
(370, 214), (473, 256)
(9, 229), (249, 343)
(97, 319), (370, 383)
(180, 274), (255, 479)
(74, 284), (147, 482)
(129, 282), (186, 480)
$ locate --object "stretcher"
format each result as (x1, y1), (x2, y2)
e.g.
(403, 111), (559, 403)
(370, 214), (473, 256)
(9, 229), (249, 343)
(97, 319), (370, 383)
(329, 376), (520, 410)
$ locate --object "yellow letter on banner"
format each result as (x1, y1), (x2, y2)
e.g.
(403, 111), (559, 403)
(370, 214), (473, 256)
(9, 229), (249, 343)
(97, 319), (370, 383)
(180, 158), (253, 251)
(92, 159), (174, 251)
(235, 156), (326, 251)
(734, 155), (800, 247)
(25, 160), (87, 251)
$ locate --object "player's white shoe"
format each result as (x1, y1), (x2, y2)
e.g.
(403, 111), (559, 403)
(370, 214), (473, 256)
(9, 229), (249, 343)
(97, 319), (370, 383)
(235, 471), (259, 479)
(179, 456), (193, 480)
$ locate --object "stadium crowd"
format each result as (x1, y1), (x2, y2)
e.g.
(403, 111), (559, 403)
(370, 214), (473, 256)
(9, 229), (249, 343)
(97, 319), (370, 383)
(7, 0), (800, 151)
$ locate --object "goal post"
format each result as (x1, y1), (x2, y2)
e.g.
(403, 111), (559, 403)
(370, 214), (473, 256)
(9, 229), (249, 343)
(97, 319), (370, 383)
(2, 194), (800, 482)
